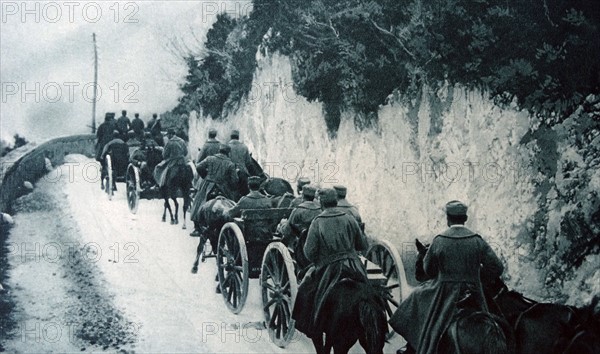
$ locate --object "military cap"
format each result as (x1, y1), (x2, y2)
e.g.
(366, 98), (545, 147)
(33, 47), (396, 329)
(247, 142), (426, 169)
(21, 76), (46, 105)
(167, 128), (176, 135)
(297, 177), (311, 188)
(445, 200), (468, 216)
(302, 184), (317, 198)
(219, 144), (231, 154)
(248, 176), (262, 188)
(122, 110), (127, 115)
(208, 128), (218, 135)
(319, 188), (338, 205)
(231, 129), (240, 137)
(333, 185), (347, 198)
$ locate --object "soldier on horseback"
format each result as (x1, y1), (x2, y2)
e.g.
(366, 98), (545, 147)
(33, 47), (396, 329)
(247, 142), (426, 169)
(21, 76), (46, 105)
(96, 113), (116, 162)
(333, 185), (362, 227)
(292, 188), (369, 340)
(196, 128), (221, 164)
(390, 200), (504, 354)
(153, 128), (188, 188)
(189, 144), (239, 236)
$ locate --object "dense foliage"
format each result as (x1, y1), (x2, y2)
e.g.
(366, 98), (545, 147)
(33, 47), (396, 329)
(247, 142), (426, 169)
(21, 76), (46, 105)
(1, 134), (29, 157)
(174, 0), (600, 133)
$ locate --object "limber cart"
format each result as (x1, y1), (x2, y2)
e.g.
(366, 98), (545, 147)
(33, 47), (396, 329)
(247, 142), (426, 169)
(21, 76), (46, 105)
(102, 141), (129, 201)
(214, 207), (408, 347)
(125, 144), (164, 213)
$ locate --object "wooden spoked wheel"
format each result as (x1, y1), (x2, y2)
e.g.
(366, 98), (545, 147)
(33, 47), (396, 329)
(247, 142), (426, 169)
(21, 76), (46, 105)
(126, 164), (140, 214)
(105, 154), (113, 200)
(260, 242), (298, 348)
(366, 239), (407, 339)
(217, 223), (249, 314)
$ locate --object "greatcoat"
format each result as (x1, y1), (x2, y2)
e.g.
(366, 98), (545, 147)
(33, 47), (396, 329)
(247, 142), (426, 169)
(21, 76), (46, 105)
(389, 225), (504, 354)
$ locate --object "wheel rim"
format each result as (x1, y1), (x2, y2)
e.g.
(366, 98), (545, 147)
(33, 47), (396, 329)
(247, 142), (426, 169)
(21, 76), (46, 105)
(106, 155), (113, 200)
(217, 223), (249, 314)
(261, 242), (297, 348)
(126, 165), (140, 214)
(366, 239), (406, 339)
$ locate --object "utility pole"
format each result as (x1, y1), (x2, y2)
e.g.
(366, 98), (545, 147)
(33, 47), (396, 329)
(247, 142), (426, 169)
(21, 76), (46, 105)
(91, 33), (98, 134)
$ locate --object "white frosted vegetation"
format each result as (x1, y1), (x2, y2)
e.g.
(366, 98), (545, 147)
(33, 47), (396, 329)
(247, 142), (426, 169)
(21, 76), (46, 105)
(189, 54), (597, 303)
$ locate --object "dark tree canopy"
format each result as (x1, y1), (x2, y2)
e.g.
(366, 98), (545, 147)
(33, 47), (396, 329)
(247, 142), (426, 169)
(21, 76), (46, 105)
(174, 0), (600, 131)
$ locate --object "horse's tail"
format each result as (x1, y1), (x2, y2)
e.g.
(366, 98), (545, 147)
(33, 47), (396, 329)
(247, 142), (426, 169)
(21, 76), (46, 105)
(358, 296), (387, 354)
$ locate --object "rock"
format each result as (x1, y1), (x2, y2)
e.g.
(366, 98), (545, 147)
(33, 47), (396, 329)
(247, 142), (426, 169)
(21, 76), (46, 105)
(45, 157), (53, 172)
(1, 212), (14, 226)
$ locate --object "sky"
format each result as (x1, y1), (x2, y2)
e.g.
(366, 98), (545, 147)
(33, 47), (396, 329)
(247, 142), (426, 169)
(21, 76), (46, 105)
(0, 0), (252, 143)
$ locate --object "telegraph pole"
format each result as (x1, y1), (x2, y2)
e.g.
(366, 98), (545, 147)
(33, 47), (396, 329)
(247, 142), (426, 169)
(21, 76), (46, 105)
(91, 33), (98, 134)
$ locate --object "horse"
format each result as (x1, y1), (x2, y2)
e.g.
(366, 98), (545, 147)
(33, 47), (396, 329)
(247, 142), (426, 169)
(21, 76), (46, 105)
(438, 291), (516, 354)
(414, 238), (600, 353)
(260, 177), (294, 207)
(160, 160), (194, 229)
(515, 298), (600, 354)
(191, 196), (235, 274)
(311, 279), (388, 354)
(245, 156), (294, 203)
(412, 239), (515, 353)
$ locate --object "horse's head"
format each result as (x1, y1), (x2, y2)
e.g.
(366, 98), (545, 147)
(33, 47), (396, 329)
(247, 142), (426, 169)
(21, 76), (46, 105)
(260, 177), (293, 197)
(416, 238), (428, 256)
(415, 238), (431, 283)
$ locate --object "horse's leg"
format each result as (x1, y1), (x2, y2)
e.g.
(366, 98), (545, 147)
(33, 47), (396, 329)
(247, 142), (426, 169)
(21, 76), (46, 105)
(182, 190), (190, 230)
(312, 336), (326, 354)
(162, 198), (168, 222)
(163, 198), (174, 223)
(172, 197), (179, 225)
(191, 235), (207, 274)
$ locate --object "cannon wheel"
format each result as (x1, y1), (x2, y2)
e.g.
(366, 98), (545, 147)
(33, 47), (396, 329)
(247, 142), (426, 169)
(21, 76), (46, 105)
(260, 242), (298, 348)
(105, 154), (113, 200)
(366, 239), (407, 339)
(217, 223), (249, 314)
(126, 164), (140, 214)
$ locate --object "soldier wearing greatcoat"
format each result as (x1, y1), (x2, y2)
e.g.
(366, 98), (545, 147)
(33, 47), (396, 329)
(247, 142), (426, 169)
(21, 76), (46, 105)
(389, 200), (504, 354)
(227, 176), (272, 218)
(292, 188), (368, 339)
(189, 144), (239, 236)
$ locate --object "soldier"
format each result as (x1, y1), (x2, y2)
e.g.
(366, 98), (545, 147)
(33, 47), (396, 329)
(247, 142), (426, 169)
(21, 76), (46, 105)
(96, 113), (116, 162)
(227, 176), (272, 218)
(280, 184), (320, 245)
(228, 129), (252, 180)
(333, 185), (363, 227)
(289, 177), (311, 208)
(126, 131), (142, 155)
(390, 201), (504, 354)
(148, 114), (164, 147)
(131, 113), (145, 141)
(153, 128), (188, 188)
(189, 144), (239, 236)
(292, 188), (368, 340)
(196, 128), (221, 164)
(116, 110), (131, 141)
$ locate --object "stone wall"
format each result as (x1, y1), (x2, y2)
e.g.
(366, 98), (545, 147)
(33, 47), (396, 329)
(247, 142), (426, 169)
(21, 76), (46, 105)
(0, 135), (95, 213)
